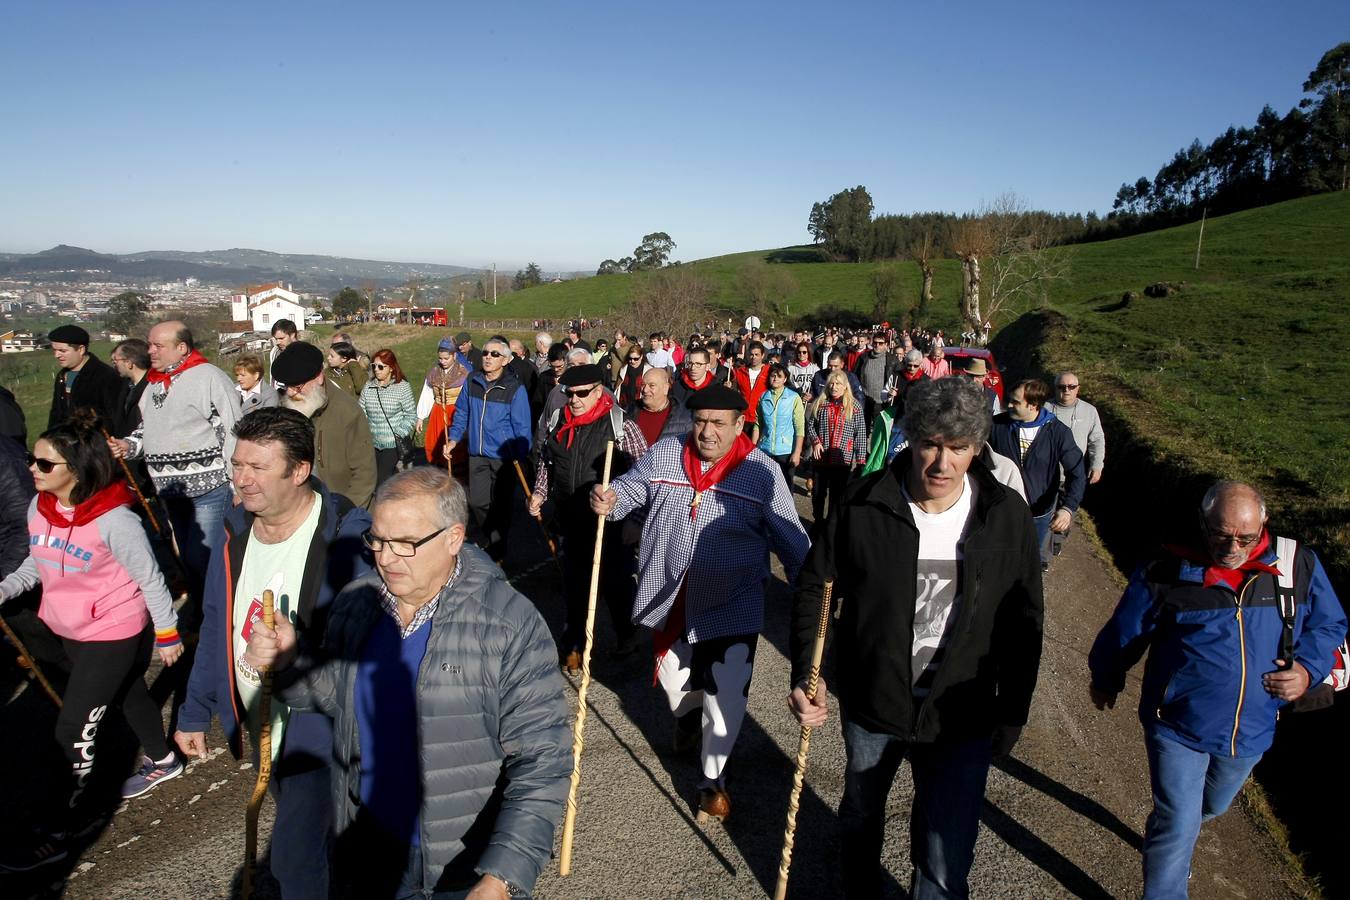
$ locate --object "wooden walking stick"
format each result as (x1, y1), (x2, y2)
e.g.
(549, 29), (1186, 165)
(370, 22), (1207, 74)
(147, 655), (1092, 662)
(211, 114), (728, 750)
(773, 579), (835, 900)
(243, 589), (277, 900)
(512, 459), (563, 571)
(0, 615), (62, 708)
(558, 439), (614, 877)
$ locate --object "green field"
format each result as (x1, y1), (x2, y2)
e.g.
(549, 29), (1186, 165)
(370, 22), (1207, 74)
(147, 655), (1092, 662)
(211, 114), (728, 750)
(498, 193), (1350, 511)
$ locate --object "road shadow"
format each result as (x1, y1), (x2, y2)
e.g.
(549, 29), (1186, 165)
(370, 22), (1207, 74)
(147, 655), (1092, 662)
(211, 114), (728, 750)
(993, 755), (1142, 851)
(980, 799), (1115, 900)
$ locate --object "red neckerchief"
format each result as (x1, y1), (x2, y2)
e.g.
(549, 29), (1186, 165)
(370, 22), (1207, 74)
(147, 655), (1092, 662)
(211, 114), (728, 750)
(145, 349), (209, 388)
(903, 368), (924, 382)
(681, 370), (711, 391)
(1163, 531), (1278, 591)
(554, 392), (614, 449)
(38, 480), (134, 528)
(680, 432), (755, 520)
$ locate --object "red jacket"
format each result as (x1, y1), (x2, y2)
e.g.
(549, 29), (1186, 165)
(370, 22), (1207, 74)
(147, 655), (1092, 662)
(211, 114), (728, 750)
(733, 365), (771, 424)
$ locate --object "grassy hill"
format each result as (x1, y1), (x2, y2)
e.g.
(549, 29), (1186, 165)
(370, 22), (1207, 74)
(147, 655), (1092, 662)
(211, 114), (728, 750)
(475, 249), (970, 332)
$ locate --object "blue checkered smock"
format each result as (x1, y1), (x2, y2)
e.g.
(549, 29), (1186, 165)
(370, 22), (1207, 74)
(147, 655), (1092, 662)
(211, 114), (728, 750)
(608, 435), (810, 643)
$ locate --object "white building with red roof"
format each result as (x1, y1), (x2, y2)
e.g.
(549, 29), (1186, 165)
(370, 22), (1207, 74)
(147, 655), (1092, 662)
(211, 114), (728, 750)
(229, 282), (311, 332)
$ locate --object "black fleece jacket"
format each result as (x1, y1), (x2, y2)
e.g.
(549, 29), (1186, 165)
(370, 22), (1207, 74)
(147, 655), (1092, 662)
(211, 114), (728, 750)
(791, 450), (1044, 744)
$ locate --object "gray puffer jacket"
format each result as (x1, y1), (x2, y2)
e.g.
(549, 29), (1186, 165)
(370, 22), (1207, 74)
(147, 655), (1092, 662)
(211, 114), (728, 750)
(279, 544), (570, 894)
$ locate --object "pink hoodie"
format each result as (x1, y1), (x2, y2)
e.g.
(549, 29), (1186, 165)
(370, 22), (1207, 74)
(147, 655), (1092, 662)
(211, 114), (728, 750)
(0, 496), (178, 644)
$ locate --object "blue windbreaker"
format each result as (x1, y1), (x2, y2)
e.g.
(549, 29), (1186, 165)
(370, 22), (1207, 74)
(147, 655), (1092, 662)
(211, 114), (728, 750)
(447, 368), (532, 461)
(1089, 538), (1346, 757)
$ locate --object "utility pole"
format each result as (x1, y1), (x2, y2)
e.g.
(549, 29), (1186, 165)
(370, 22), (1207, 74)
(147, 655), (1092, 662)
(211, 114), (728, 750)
(1194, 207), (1208, 270)
(492, 263), (497, 305)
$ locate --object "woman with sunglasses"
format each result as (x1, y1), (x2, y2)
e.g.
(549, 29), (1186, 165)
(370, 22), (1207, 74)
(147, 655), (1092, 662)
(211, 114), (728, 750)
(616, 347), (648, 408)
(0, 413), (183, 871)
(359, 349), (417, 486)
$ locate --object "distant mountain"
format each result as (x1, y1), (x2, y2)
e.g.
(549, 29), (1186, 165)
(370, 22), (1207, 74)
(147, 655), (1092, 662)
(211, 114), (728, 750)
(0, 245), (483, 291)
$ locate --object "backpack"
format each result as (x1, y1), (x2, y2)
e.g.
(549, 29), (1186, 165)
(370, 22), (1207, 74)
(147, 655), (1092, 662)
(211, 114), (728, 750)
(1276, 536), (1349, 712)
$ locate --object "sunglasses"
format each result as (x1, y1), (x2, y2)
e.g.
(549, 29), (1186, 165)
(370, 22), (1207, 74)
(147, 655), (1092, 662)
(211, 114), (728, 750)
(628, 356), (642, 362)
(27, 454), (69, 474)
(564, 385), (598, 398)
(1056, 383), (1078, 390)
(373, 363), (389, 370)
(483, 350), (508, 358)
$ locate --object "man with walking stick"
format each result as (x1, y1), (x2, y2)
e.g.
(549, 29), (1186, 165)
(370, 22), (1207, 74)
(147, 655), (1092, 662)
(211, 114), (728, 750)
(174, 409), (370, 900)
(591, 384), (809, 822)
(527, 364), (648, 673)
(243, 467), (571, 899)
(788, 377), (1043, 899)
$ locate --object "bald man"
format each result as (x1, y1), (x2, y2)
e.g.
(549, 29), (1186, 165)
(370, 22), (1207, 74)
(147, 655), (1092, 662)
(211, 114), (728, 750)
(1089, 480), (1345, 898)
(627, 367), (691, 448)
(111, 320), (241, 621)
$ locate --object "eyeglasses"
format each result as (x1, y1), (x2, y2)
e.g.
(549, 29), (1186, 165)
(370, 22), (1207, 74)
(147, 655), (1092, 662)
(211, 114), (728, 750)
(798, 349), (810, 354)
(905, 363), (922, 369)
(27, 454), (69, 474)
(362, 527), (447, 557)
(1056, 383), (1079, 391)
(564, 385), (598, 398)
(1202, 521), (1262, 548)
(483, 350), (508, 359)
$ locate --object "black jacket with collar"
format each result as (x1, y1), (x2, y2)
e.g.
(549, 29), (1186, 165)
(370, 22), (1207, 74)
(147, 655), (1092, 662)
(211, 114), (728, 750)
(48, 353), (125, 431)
(791, 449), (1043, 744)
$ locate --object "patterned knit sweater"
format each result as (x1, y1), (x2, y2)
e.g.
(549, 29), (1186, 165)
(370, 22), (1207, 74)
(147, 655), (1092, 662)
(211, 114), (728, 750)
(128, 362), (241, 498)
(359, 380), (417, 450)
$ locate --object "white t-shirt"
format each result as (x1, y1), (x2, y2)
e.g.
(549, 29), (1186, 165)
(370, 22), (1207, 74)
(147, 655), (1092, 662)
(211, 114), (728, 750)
(646, 347), (673, 370)
(904, 475), (977, 696)
(233, 490), (322, 760)
(1017, 426), (1040, 463)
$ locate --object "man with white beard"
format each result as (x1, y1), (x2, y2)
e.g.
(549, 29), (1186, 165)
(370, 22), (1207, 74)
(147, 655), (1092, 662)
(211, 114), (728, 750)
(273, 342), (377, 508)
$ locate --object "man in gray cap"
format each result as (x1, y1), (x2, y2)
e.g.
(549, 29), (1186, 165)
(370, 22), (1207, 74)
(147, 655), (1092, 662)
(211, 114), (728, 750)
(274, 341), (377, 508)
(47, 324), (125, 430)
(590, 384), (809, 823)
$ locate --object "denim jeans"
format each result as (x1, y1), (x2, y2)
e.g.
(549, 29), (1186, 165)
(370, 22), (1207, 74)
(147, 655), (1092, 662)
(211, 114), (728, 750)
(161, 481), (231, 626)
(840, 718), (992, 899)
(1142, 728), (1261, 899)
(268, 764), (333, 900)
(1031, 509), (1054, 567)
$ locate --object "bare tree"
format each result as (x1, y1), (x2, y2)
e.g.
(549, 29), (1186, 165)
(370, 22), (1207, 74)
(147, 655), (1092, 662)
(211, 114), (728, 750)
(735, 261), (799, 320)
(627, 268), (714, 338)
(951, 194), (1072, 341)
(908, 228), (936, 312)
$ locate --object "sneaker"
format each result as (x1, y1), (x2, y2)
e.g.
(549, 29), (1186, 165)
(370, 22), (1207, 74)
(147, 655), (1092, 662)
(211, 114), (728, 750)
(120, 753), (184, 799)
(0, 830), (68, 873)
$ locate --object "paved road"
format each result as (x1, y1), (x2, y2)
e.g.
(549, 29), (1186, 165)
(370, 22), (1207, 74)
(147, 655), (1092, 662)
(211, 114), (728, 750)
(0, 498), (1304, 899)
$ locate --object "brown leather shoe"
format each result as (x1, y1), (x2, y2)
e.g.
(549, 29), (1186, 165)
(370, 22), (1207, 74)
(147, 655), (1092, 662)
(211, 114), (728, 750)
(696, 787), (730, 824)
(561, 650), (582, 676)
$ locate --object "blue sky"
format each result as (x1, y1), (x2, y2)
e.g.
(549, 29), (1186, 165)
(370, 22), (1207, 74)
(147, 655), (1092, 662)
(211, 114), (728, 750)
(1, 1), (1344, 270)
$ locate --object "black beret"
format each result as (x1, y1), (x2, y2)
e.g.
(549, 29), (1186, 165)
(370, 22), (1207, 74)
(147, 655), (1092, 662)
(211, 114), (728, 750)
(270, 341), (324, 386)
(559, 364), (604, 387)
(454, 331), (472, 344)
(686, 384), (747, 412)
(49, 325), (90, 346)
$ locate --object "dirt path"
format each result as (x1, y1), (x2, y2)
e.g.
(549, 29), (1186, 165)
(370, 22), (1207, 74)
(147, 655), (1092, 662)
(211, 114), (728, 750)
(0, 502), (1306, 899)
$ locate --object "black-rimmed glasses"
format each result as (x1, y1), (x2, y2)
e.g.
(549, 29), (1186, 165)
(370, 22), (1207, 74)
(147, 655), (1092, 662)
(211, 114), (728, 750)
(362, 527), (447, 557)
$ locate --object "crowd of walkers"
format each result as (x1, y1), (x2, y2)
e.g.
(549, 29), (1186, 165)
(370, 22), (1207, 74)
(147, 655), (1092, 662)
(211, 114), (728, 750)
(0, 315), (1343, 900)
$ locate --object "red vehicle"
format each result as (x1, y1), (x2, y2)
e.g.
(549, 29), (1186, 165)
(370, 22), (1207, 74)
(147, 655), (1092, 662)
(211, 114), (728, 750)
(941, 347), (1005, 402)
(410, 307), (448, 326)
